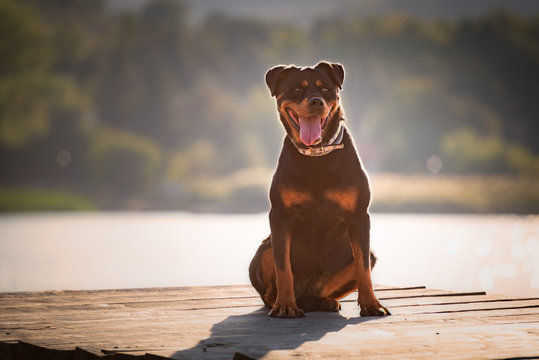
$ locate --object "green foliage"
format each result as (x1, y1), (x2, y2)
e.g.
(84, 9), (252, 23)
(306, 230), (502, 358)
(441, 129), (539, 174)
(169, 168), (272, 213)
(0, 0), (87, 148)
(1, 1), (539, 212)
(0, 73), (86, 148)
(505, 144), (539, 175)
(0, 188), (96, 211)
(166, 80), (281, 175)
(93, 0), (188, 144)
(0, 0), (51, 147)
(370, 174), (539, 214)
(88, 128), (163, 194)
(0, 1), (51, 75)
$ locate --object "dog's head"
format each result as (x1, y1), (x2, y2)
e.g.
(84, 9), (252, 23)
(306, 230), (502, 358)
(265, 61), (344, 147)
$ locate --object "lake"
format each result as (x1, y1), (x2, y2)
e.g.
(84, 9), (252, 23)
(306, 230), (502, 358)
(1, 212), (538, 297)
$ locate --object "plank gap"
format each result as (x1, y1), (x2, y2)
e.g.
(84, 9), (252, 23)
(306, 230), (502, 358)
(390, 297), (539, 308)
(419, 304), (539, 314)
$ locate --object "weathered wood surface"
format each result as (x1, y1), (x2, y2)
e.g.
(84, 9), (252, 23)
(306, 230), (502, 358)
(1, 285), (538, 359)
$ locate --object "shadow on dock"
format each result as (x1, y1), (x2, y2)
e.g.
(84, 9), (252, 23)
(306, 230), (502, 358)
(172, 306), (371, 359)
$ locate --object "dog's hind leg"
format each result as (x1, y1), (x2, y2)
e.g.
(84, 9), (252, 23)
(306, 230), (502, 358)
(248, 236), (277, 308)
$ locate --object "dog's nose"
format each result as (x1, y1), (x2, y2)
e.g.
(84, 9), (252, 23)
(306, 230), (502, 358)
(309, 97), (324, 108)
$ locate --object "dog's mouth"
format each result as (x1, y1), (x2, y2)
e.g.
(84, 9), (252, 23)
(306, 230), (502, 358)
(287, 108), (332, 146)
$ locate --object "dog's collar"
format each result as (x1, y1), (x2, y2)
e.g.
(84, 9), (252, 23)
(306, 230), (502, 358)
(292, 121), (345, 157)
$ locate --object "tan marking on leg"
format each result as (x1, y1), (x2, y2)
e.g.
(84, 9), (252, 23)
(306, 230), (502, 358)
(273, 230), (293, 303)
(269, 267), (304, 318)
(324, 188), (358, 212)
(269, 231), (304, 318)
(351, 244), (390, 316)
(274, 268), (295, 304)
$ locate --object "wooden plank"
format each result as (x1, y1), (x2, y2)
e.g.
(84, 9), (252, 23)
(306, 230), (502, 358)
(2, 296), (537, 329)
(2, 286), (444, 320)
(0, 286), (465, 314)
(1, 285), (538, 360)
(95, 305), (538, 360)
(0, 284), (419, 307)
(382, 294), (539, 307)
(0, 285), (259, 306)
(2, 293), (537, 329)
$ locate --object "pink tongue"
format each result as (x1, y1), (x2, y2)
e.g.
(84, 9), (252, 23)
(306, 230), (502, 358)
(299, 115), (322, 146)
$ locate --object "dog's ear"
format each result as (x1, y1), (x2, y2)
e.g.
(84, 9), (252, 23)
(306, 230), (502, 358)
(265, 65), (289, 97)
(315, 61), (344, 90)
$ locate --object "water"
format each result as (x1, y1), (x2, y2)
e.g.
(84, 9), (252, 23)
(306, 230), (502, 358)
(1, 212), (538, 297)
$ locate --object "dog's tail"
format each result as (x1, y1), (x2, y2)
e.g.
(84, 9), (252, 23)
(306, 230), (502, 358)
(370, 250), (377, 270)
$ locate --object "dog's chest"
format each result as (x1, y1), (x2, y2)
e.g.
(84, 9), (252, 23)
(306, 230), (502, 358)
(282, 187), (357, 253)
(278, 185), (359, 218)
(289, 201), (354, 277)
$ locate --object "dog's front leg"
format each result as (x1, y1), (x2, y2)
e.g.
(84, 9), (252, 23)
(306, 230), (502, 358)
(349, 212), (390, 316)
(268, 209), (305, 318)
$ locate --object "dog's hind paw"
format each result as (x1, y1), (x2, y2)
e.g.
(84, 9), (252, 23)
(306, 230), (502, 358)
(320, 298), (341, 312)
(359, 303), (391, 317)
(269, 304), (305, 318)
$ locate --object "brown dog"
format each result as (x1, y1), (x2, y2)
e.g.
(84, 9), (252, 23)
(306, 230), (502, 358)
(249, 61), (390, 318)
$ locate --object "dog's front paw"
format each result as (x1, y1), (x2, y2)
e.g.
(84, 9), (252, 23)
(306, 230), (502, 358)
(269, 303), (305, 318)
(359, 303), (391, 317)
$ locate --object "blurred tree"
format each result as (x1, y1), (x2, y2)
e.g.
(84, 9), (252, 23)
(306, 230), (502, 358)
(313, 12), (539, 173)
(88, 127), (163, 196)
(449, 10), (539, 152)
(94, 0), (188, 147)
(2, 1), (539, 210)
(441, 128), (539, 174)
(192, 13), (271, 88)
(0, 1), (86, 148)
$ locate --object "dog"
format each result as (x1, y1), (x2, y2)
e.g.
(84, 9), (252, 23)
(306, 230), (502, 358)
(249, 61), (390, 318)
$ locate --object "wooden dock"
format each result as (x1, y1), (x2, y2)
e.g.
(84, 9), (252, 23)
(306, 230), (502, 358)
(1, 285), (538, 359)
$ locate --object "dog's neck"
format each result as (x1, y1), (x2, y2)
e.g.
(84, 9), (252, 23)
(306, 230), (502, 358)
(292, 120), (345, 157)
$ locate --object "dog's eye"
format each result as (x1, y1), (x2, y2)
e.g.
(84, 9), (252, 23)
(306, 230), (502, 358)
(321, 87), (329, 92)
(293, 87), (302, 93)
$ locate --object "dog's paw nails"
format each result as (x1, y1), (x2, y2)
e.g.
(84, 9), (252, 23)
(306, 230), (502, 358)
(321, 299), (341, 312)
(360, 304), (391, 317)
(269, 304), (305, 318)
